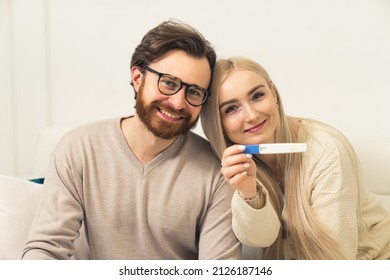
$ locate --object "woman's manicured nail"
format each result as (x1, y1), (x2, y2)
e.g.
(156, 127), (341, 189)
(238, 145), (245, 151)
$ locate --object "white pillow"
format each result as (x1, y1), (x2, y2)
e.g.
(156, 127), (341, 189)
(0, 174), (91, 259)
(353, 141), (390, 212)
(0, 174), (43, 259)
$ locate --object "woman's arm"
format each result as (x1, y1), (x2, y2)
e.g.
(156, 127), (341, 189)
(231, 185), (280, 247)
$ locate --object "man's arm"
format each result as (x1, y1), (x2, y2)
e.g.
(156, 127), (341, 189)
(22, 149), (84, 260)
(198, 176), (242, 259)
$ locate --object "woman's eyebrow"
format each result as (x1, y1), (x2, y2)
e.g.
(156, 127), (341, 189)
(219, 84), (266, 109)
(219, 99), (237, 109)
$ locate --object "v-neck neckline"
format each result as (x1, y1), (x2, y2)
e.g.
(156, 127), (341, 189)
(114, 117), (186, 175)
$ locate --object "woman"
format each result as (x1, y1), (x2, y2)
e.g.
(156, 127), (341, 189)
(201, 56), (390, 259)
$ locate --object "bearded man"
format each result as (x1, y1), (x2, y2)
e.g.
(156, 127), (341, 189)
(22, 20), (241, 260)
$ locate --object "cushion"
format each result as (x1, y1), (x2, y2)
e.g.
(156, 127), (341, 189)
(353, 141), (390, 212)
(0, 174), (44, 259)
(32, 127), (70, 178)
(29, 178), (45, 184)
(0, 174), (91, 259)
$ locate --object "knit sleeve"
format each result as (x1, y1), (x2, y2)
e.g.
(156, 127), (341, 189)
(307, 132), (360, 259)
(231, 185), (280, 247)
(22, 132), (84, 260)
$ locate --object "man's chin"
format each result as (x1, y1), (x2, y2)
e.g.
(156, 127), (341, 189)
(150, 126), (188, 140)
(150, 119), (198, 140)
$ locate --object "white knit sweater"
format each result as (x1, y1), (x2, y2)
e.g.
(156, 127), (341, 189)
(232, 120), (390, 259)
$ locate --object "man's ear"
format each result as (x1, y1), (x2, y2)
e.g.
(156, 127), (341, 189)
(131, 66), (143, 91)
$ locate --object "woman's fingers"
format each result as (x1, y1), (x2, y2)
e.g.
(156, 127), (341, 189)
(221, 160), (250, 181)
(228, 170), (250, 188)
(221, 145), (252, 168)
(221, 144), (257, 195)
(222, 161), (257, 196)
(222, 144), (246, 159)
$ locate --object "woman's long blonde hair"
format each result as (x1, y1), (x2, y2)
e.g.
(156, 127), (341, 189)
(201, 57), (353, 259)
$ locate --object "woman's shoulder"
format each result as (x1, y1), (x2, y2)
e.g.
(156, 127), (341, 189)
(300, 119), (350, 150)
(299, 119), (360, 193)
(300, 119), (358, 171)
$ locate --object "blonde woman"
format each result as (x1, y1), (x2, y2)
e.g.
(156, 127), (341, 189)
(201, 56), (390, 259)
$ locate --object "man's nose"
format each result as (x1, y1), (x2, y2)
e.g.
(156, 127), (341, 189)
(167, 88), (187, 110)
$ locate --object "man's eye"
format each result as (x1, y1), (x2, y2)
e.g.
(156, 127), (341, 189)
(187, 88), (202, 97)
(160, 76), (179, 90)
(163, 80), (178, 88)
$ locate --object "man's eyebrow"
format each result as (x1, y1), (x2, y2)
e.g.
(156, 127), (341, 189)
(219, 84), (265, 109)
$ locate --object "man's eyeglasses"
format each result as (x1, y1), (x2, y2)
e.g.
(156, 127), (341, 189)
(143, 66), (210, 107)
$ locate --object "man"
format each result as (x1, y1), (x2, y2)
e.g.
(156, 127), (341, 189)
(22, 20), (241, 259)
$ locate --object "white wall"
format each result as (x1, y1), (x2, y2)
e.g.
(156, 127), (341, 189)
(1, 0), (390, 177)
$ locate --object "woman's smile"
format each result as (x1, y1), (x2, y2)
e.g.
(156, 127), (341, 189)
(244, 119), (267, 134)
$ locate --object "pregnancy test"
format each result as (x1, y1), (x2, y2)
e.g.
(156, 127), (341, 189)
(244, 143), (307, 154)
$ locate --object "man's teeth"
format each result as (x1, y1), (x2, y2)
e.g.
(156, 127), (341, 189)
(161, 109), (180, 119)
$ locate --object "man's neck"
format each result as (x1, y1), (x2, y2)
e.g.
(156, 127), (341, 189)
(120, 116), (177, 165)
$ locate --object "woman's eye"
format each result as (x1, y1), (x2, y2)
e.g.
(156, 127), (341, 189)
(252, 92), (264, 101)
(223, 105), (238, 114)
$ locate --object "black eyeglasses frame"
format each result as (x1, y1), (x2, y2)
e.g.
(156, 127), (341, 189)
(143, 66), (210, 107)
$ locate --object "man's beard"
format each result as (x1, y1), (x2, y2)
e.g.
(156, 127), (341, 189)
(135, 81), (199, 140)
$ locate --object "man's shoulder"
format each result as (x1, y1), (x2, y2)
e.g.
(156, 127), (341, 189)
(63, 118), (119, 140)
(53, 118), (121, 154)
(185, 131), (214, 151)
(182, 131), (220, 163)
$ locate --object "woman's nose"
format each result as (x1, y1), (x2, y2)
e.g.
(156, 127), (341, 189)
(243, 105), (259, 122)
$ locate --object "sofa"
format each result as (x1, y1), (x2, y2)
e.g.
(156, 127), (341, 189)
(0, 127), (91, 259)
(1, 128), (389, 259)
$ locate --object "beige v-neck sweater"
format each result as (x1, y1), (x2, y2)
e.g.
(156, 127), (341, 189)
(23, 117), (241, 259)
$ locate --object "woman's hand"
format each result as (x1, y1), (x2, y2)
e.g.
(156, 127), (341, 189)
(221, 145), (258, 199)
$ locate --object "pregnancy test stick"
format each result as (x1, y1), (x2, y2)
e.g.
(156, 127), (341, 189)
(244, 143), (307, 154)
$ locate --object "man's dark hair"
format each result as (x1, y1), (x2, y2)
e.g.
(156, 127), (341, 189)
(131, 19), (216, 72)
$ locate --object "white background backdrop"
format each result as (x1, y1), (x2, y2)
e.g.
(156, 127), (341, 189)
(1, 0), (390, 177)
